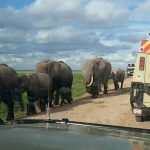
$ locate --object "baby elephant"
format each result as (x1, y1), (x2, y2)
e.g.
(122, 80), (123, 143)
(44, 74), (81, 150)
(112, 69), (125, 90)
(53, 87), (72, 106)
(19, 73), (52, 115)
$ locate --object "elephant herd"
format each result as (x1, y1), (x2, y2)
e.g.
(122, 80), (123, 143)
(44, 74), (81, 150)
(0, 57), (125, 122)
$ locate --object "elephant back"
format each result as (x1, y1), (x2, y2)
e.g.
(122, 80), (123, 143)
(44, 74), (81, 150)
(116, 69), (125, 82)
(0, 64), (18, 89)
(98, 58), (111, 82)
(98, 58), (111, 72)
(58, 61), (73, 78)
(35, 60), (50, 74)
(35, 60), (61, 77)
(35, 60), (73, 87)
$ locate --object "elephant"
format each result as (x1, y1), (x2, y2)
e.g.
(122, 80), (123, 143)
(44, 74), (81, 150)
(19, 73), (52, 115)
(82, 57), (112, 97)
(35, 60), (73, 106)
(57, 87), (72, 106)
(0, 64), (24, 121)
(112, 69), (125, 90)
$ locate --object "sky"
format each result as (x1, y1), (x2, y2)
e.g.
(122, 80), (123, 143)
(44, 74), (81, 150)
(0, 0), (150, 70)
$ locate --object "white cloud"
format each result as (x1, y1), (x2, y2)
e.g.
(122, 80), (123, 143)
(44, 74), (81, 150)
(132, 0), (150, 20)
(27, 0), (80, 14)
(0, 7), (32, 29)
(83, 0), (129, 27)
(0, 0), (149, 70)
(84, 1), (125, 20)
(0, 28), (27, 44)
(32, 26), (100, 48)
(104, 51), (136, 69)
(25, 0), (81, 28)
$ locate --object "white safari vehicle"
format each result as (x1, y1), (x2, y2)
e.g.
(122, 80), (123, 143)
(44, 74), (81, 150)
(130, 39), (150, 122)
(127, 64), (135, 77)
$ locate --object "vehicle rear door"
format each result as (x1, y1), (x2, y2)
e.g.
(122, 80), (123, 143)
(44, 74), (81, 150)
(143, 53), (150, 107)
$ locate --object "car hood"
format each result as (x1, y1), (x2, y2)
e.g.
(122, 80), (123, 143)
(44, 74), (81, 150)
(0, 119), (150, 150)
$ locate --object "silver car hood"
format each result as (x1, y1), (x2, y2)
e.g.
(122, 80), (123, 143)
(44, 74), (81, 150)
(0, 119), (150, 150)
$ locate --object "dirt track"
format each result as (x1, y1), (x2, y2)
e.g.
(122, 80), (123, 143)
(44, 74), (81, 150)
(27, 78), (150, 129)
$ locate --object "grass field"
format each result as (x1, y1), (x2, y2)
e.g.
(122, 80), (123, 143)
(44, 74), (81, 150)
(0, 71), (86, 120)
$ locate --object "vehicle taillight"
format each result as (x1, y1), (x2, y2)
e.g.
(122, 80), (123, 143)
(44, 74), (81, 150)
(139, 57), (145, 71)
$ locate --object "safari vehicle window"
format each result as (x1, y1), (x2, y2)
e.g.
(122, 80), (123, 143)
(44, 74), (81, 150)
(0, 0), (150, 149)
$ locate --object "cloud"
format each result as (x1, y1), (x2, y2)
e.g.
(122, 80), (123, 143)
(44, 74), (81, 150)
(0, 7), (32, 30)
(83, 0), (129, 28)
(132, 0), (150, 21)
(0, 28), (27, 44)
(0, 0), (130, 30)
(23, 0), (130, 29)
(0, 0), (147, 70)
(25, 0), (81, 28)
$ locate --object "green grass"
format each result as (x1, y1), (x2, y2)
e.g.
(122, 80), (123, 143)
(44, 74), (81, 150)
(0, 71), (86, 121)
(72, 72), (86, 98)
(16, 70), (33, 76)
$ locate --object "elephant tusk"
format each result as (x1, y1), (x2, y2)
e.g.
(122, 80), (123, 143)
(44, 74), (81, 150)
(87, 76), (93, 87)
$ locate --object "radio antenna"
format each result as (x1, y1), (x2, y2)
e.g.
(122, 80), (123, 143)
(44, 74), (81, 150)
(47, 60), (51, 120)
(46, 29), (51, 121)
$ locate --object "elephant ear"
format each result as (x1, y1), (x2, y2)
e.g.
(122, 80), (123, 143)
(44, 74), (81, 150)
(94, 57), (101, 66)
(93, 58), (99, 71)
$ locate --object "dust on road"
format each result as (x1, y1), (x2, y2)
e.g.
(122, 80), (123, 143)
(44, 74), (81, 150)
(27, 78), (150, 129)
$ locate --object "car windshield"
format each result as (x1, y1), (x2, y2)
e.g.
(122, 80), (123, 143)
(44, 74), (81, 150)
(0, 0), (150, 149)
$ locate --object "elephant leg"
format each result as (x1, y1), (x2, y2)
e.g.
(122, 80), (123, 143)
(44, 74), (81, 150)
(99, 84), (102, 92)
(114, 82), (119, 90)
(40, 98), (46, 112)
(121, 81), (123, 89)
(69, 90), (73, 103)
(91, 84), (99, 98)
(103, 85), (108, 94)
(6, 102), (14, 121)
(26, 102), (37, 115)
(48, 91), (53, 108)
(60, 98), (65, 106)
(67, 96), (72, 104)
(26, 93), (37, 115)
(54, 90), (59, 105)
(0, 118), (4, 125)
(66, 93), (73, 104)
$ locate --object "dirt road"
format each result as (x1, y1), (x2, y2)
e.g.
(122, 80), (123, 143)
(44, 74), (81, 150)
(27, 78), (150, 129)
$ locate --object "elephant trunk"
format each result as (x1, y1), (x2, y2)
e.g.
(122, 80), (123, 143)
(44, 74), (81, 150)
(87, 75), (93, 87)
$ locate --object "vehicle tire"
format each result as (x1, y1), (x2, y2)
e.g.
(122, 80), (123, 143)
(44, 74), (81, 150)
(135, 115), (143, 122)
